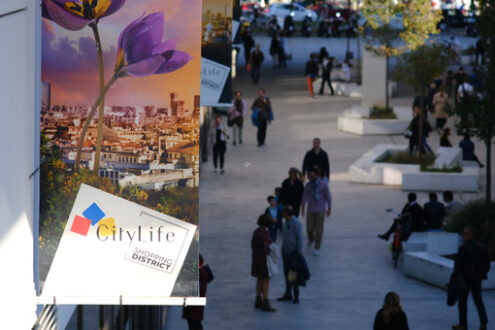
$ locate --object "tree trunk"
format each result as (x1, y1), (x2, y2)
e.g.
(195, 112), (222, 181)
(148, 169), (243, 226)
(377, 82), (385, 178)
(417, 89), (424, 154)
(385, 54), (389, 111)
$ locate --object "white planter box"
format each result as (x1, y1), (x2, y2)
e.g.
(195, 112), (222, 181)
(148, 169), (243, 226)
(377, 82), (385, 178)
(349, 144), (480, 192)
(403, 252), (495, 290)
(338, 105), (410, 136)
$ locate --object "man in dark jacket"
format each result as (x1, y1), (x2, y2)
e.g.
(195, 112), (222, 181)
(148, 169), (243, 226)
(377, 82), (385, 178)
(305, 54), (319, 98)
(378, 193), (425, 241)
(251, 88), (271, 147)
(249, 44), (264, 84)
(302, 138), (330, 181)
(450, 227), (490, 330)
(424, 192), (446, 230)
(408, 106), (433, 154)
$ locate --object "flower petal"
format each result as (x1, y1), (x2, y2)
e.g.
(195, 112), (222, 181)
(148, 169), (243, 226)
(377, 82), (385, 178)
(117, 12), (145, 49)
(122, 55), (165, 77)
(152, 38), (177, 56)
(42, 0), (89, 31)
(141, 12), (164, 46)
(156, 50), (192, 74)
(119, 12), (164, 64)
(103, 0), (127, 17)
(122, 21), (156, 64)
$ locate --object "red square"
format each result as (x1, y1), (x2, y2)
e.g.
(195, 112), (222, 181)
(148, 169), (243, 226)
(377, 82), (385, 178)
(70, 215), (92, 236)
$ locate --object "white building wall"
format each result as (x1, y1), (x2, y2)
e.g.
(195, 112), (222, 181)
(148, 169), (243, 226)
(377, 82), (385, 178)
(0, 1), (39, 329)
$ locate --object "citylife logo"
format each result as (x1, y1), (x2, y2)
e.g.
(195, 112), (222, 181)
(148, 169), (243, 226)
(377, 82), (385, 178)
(70, 202), (177, 273)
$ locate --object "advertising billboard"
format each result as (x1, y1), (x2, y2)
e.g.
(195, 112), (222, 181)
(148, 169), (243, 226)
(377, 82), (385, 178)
(40, 0), (202, 304)
(200, 0), (233, 106)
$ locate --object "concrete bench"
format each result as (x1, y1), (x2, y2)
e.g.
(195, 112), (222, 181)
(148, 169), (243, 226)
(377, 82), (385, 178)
(350, 144), (480, 192)
(338, 106), (410, 136)
(403, 252), (495, 290)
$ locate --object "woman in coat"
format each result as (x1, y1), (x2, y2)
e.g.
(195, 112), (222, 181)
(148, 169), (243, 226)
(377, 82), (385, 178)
(251, 214), (276, 312)
(183, 254), (209, 330)
(373, 292), (409, 330)
(432, 84), (451, 130)
(280, 168), (304, 217)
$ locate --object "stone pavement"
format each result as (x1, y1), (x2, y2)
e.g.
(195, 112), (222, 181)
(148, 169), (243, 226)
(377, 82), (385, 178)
(165, 63), (495, 329)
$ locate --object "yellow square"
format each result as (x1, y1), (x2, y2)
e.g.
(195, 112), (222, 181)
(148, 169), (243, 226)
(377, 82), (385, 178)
(97, 217), (116, 237)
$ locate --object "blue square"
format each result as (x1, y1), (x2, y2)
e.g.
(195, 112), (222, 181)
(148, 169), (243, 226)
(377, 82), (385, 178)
(83, 203), (106, 225)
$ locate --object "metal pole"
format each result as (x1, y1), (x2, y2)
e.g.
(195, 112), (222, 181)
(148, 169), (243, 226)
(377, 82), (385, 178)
(77, 305), (83, 330)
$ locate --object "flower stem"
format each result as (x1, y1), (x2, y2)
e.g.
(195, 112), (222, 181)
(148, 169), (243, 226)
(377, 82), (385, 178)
(90, 22), (105, 173)
(75, 74), (118, 168)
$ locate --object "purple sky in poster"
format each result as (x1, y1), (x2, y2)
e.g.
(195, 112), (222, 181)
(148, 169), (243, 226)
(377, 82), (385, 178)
(42, 0), (202, 107)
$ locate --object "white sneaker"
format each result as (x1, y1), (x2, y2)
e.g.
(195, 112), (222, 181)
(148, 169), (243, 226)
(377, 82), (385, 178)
(312, 249), (320, 256)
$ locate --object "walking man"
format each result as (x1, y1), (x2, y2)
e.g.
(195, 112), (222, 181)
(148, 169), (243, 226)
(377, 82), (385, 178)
(301, 168), (332, 256)
(277, 206), (303, 304)
(302, 138), (330, 182)
(450, 227), (490, 330)
(319, 56), (334, 95)
(305, 54), (319, 98)
(251, 88), (271, 147)
(249, 44), (264, 84)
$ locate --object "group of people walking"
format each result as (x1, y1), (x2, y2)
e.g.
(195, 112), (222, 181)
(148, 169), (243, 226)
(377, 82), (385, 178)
(208, 88), (273, 173)
(305, 47), (350, 98)
(407, 66), (484, 167)
(251, 138), (332, 311)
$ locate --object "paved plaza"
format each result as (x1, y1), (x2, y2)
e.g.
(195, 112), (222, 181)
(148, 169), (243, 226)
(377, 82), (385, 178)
(165, 37), (494, 329)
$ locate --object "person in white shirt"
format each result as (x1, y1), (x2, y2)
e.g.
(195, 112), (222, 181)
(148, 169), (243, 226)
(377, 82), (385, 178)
(457, 77), (473, 104)
(339, 59), (351, 82)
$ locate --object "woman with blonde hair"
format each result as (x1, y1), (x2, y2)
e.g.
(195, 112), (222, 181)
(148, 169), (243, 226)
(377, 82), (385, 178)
(373, 292), (409, 330)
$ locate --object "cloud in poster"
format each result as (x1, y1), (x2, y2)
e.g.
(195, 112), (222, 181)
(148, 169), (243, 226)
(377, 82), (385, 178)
(42, 20), (117, 76)
(42, 0), (202, 107)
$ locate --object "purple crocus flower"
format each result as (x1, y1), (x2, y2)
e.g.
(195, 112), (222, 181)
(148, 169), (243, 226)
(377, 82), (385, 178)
(115, 12), (192, 77)
(42, 0), (126, 30)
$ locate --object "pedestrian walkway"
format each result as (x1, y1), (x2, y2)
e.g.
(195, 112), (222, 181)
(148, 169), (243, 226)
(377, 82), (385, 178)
(165, 67), (495, 329)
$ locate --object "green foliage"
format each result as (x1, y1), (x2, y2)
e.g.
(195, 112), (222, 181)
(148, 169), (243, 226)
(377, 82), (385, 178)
(445, 199), (495, 259)
(378, 151), (435, 166)
(395, 42), (454, 89)
(361, 0), (442, 57)
(420, 165), (463, 173)
(368, 105), (397, 119)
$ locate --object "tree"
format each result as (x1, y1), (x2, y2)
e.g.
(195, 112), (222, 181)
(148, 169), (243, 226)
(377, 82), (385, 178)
(452, 0), (495, 225)
(395, 42), (454, 153)
(361, 0), (442, 111)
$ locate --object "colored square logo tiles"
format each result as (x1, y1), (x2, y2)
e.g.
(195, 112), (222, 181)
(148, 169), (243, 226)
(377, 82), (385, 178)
(83, 202), (106, 225)
(71, 215), (92, 236)
(97, 217), (116, 237)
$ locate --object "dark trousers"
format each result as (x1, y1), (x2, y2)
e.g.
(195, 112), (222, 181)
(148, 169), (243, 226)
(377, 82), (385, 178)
(251, 66), (261, 84)
(436, 118), (447, 129)
(213, 142), (226, 169)
(257, 119), (267, 146)
(187, 319), (203, 330)
(278, 49), (287, 67)
(384, 220), (399, 238)
(282, 252), (299, 298)
(458, 280), (488, 326)
(319, 75), (334, 95)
